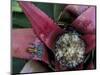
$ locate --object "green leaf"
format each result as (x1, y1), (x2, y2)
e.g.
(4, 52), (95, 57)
(12, 58), (27, 74)
(54, 4), (65, 21)
(12, 12), (31, 28)
(12, 0), (22, 12)
(33, 2), (54, 19)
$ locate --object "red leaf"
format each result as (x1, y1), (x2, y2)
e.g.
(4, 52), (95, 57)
(87, 62), (94, 69)
(80, 34), (96, 54)
(18, 1), (64, 50)
(71, 7), (96, 34)
(12, 29), (36, 59)
(64, 5), (89, 16)
(12, 29), (50, 65)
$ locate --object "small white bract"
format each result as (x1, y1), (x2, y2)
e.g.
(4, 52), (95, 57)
(55, 32), (85, 68)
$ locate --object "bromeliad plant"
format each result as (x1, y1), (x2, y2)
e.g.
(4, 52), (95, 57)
(18, 1), (96, 71)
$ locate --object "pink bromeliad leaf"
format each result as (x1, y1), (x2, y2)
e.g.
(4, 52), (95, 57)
(87, 62), (94, 69)
(12, 29), (50, 65)
(12, 29), (35, 59)
(58, 5), (90, 26)
(18, 1), (64, 50)
(64, 5), (89, 16)
(71, 7), (96, 34)
(69, 6), (96, 54)
(81, 34), (96, 54)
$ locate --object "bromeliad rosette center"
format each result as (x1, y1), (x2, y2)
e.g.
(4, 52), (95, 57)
(55, 31), (85, 68)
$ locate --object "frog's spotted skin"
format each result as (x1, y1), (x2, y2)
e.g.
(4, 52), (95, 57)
(55, 32), (85, 68)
